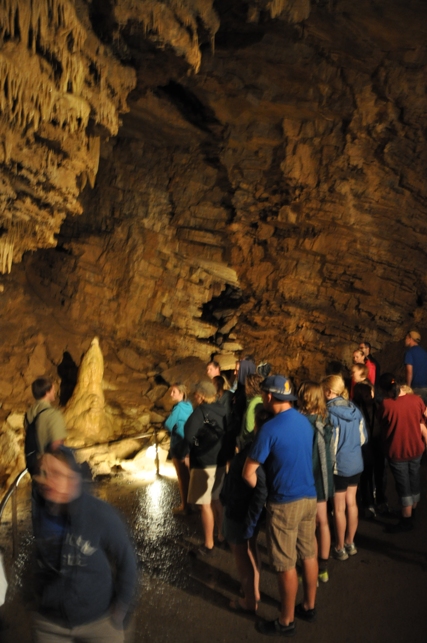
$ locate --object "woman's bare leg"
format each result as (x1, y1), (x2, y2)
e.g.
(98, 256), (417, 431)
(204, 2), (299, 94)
(333, 491), (347, 550)
(172, 457), (190, 510)
(344, 485), (358, 544)
(200, 503), (215, 549)
(316, 500), (331, 559)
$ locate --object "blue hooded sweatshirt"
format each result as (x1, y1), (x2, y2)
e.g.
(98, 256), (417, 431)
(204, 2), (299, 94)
(327, 397), (367, 477)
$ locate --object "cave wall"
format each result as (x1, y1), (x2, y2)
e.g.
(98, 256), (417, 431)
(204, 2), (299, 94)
(0, 0), (427, 427)
(22, 0), (427, 382)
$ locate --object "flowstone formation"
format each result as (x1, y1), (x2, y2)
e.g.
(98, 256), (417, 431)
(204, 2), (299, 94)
(0, 0), (427, 418)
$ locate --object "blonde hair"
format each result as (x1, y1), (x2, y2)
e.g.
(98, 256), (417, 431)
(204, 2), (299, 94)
(298, 381), (328, 419)
(321, 374), (349, 400)
(171, 383), (188, 401)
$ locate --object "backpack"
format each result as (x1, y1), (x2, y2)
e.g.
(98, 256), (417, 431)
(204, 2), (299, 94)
(192, 410), (225, 457)
(24, 408), (48, 475)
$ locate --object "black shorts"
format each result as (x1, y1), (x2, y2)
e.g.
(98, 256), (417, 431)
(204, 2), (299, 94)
(334, 473), (361, 492)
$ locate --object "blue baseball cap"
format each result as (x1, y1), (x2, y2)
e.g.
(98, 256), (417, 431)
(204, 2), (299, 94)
(261, 375), (297, 401)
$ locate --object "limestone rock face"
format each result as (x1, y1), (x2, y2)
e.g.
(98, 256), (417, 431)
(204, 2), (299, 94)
(0, 0), (427, 456)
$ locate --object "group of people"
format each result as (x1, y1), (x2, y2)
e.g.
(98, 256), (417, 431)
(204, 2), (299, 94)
(164, 334), (427, 636)
(19, 329), (427, 640)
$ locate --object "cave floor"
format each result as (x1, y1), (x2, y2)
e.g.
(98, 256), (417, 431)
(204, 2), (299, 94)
(1, 459), (426, 643)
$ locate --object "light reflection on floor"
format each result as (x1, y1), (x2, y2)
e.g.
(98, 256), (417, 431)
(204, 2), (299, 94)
(102, 472), (198, 588)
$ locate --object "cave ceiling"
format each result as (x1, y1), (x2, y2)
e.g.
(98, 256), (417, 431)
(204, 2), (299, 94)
(1, 0), (427, 402)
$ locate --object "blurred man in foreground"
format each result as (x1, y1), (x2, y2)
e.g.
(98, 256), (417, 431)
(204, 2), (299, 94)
(32, 446), (137, 643)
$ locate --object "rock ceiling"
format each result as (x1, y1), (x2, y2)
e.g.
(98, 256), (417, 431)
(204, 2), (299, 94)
(1, 0), (427, 412)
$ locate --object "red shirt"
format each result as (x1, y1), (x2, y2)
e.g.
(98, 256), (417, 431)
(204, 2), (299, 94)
(379, 394), (425, 461)
(366, 360), (376, 385)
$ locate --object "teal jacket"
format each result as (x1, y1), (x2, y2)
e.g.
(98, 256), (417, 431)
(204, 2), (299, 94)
(165, 401), (193, 448)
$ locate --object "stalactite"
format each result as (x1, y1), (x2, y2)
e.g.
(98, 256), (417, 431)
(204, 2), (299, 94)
(0, 236), (14, 274)
(87, 136), (100, 188)
(0, 1), (136, 272)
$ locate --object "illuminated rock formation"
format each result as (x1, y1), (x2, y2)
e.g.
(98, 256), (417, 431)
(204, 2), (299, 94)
(63, 337), (114, 447)
(0, 422), (25, 487)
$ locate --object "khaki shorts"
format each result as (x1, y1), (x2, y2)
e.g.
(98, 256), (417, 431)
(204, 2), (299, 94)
(187, 466), (225, 505)
(33, 613), (124, 643)
(267, 498), (317, 572)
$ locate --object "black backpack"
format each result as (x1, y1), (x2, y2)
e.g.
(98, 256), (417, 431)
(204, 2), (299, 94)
(192, 410), (225, 457)
(24, 408), (48, 475)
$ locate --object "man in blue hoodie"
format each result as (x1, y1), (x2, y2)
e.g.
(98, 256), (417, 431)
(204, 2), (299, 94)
(32, 446), (137, 643)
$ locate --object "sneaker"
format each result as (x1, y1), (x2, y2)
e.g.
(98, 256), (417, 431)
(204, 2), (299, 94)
(256, 618), (296, 637)
(344, 543), (357, 556)
(318, 570), (329, 583)
(364, 506), (376, 519)
(295, 603), (317, 623)
(333, 547), (348, 561)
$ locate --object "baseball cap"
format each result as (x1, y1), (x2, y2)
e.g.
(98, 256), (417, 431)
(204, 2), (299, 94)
(261, 375), (297, 401)
(408, 330), (421, 343)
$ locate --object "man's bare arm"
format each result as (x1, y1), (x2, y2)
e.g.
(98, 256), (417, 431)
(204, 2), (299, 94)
(406, 364), (413, 386)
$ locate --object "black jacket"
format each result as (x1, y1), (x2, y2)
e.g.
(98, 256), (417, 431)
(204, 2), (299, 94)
(184, 402), (227, 468)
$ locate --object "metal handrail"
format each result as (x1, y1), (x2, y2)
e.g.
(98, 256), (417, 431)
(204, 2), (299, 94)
(0, 467), (30, 558)
(0, 468), (30, 523)
(0, 424), (169, 557)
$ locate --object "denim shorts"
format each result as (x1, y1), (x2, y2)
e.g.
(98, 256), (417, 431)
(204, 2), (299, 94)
(388, 456), (422, 507)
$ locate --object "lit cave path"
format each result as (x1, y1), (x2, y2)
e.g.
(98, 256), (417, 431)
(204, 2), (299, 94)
(2, 461), (427, 643)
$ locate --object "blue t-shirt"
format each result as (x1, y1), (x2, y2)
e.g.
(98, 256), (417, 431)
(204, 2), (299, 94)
(405, 345), (427, 387)
(249, 408), (316, 504)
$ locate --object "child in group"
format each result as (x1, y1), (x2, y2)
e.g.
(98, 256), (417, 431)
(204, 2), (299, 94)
(220, 405), (272, 612)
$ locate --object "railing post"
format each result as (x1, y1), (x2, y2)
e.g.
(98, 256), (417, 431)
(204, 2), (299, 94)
(154, 425), (160, 476)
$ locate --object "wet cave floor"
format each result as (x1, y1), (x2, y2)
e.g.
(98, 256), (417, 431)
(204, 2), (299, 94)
(1, 459), (427, 643)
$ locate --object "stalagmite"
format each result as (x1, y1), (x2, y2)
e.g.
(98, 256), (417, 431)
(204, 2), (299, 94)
(63, 337), (114, 447)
